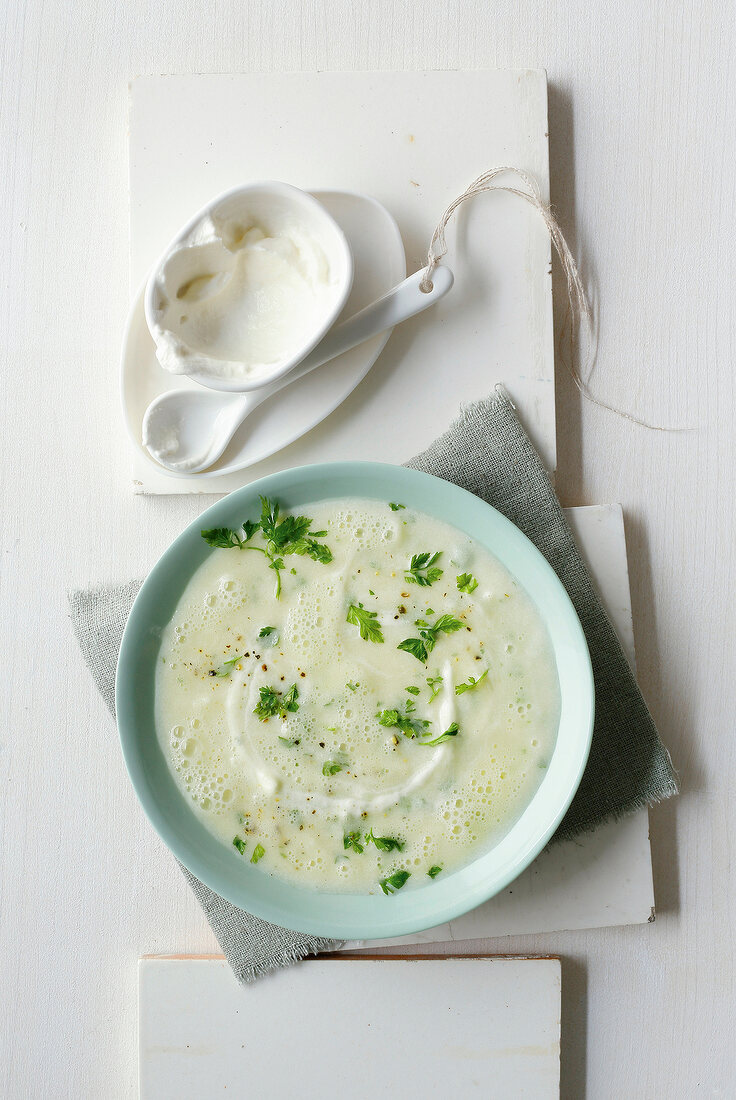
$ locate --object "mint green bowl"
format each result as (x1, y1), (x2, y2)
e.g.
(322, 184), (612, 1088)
(116, 462), (594, 940)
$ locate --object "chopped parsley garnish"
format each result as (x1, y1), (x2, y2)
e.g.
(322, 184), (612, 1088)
(253, 686), (280, 719)
(282, 683), (299, 712)
(259, 499), (307, 545)
(418, 722), (459, 746)
(201, 496), (332, 599)
(397, 637), (429, 662)
(343, 831), (364, 854)
(346, 603), (384, 643)
(322, 761), (343, 776)
(365, 828), (404, 852)
(426, 674), (444, 701)
(253, 683), (300, 720)
(199, 524), (257, 549)
(379, 870), (411, 895)
(456, 572), (479, 594)
(250, 843), (265, 864)
(232, 836), (247, 855)
(397, 613), (463, 663)
(405, 686), (420, 696)
(212, 653), (244, 677)
(346, 681), (359, 692)
(259, 626), (277, 638)
(305, 541), (333, 564)
(427, 865), (443, 878)
(269, 557), (285, 592)
(455, 669), (489, 695)
(405, 551), (443, 587)
(377, 706), (431, 739)
(389, 502), (406, 511)
(428, 613), (463, 634)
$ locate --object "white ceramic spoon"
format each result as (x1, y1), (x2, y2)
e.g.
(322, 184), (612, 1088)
(142, 265), (454, 474)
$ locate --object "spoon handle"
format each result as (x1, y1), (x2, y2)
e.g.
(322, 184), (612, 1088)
(246, 266), (454, 408)
(292, 265), (454, 380)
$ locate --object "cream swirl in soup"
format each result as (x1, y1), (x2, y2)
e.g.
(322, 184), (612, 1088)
(155, 498), (560, 895)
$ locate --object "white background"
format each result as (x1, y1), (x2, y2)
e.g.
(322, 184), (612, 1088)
(1, 3), (734, 1098)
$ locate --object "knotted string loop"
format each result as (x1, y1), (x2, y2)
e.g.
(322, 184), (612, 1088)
(420, 167), (688, 431)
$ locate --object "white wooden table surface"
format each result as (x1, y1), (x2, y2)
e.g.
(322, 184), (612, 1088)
(1, 4), (734, 1098)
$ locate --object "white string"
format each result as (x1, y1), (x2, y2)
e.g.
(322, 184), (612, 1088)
(420, 167), (689, 432)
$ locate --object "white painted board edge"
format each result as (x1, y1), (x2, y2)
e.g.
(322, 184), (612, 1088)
(139, 956), (561, 1099)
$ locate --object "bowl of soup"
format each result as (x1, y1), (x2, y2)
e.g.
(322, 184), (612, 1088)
(116, 462), (594, 939)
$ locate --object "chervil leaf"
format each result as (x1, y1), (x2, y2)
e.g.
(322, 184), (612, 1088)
(418, 722), (459, 747)
(377, 707), (430, 740)
(405, 686), (420, 696)
(213, 653), (244, 677)
(455, 669), (488, 695)
(456, 571), (479, 594)
(379, 870), (410, 895)
(346, 603), (384, 643)
(282, 684), (300, 714)
(397, 637), (428, 662)
(259, 626), (276, 638)
(405, 551), (443, 587)
(259, 496), (280, 539)
(398, 613), (463, 664)
(426, 674), (444, 702)
(206, 498), (330, 600)
(427, 865), (442, 878)
(232, 836), (247, 855)
(305, 539), (333, 564)
(201, 526), (243, 548)
(322, 761), (343, 776)
(432, 614), (463, 635)
(389, 502), (405, 511)
(343, 831), (364, 854)
(253, 686), (281, 720)
(250, 843), (265, 864)
(365, 828), (404, 852)
(253, 684), (299, 720)
(269, 513), (313, 549)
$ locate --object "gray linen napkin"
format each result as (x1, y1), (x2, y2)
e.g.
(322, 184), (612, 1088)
(70, 389), (678, 982)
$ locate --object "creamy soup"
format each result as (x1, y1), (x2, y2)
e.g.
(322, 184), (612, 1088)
(156, 497), (560, 895)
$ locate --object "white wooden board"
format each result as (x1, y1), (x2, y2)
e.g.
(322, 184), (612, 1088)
(128, 70), (555, 492)
(344, 503), (653, 949)
(138, 956), (561, 1099)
